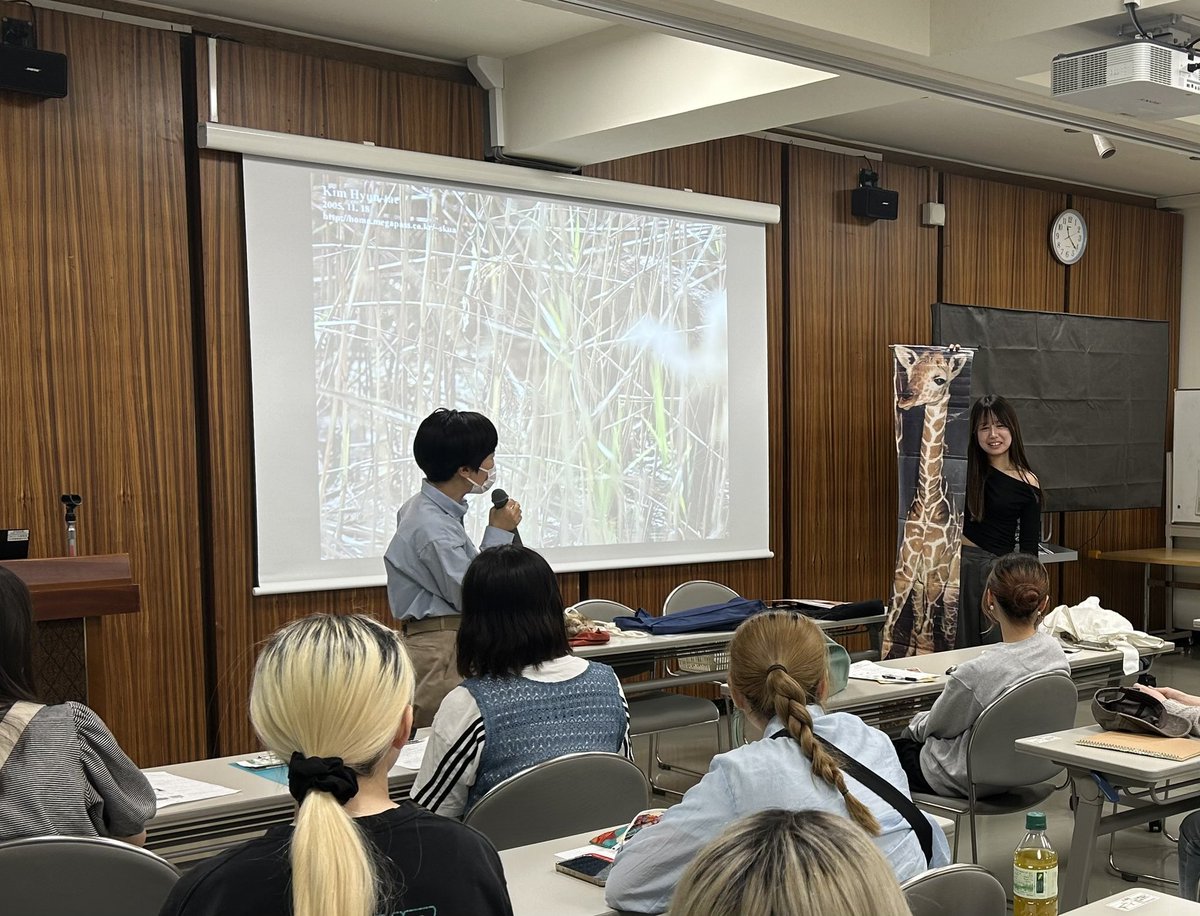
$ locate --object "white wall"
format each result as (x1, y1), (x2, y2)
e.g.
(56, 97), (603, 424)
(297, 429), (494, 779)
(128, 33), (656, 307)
(1172, 207), (1200, 630)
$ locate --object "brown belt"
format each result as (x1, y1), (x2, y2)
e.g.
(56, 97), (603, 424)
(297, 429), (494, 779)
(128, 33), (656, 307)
(402, 615), (461, 636)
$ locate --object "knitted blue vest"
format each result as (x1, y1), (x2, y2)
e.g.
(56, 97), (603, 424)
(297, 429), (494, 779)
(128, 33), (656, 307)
(463, 661), (626, 809)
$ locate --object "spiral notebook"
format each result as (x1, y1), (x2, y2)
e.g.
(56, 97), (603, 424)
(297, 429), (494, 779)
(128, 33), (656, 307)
(1076, 731), (1200, 761)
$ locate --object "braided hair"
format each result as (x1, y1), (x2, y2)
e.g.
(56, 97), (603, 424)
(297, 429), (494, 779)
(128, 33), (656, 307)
(729, 612), (880, 835)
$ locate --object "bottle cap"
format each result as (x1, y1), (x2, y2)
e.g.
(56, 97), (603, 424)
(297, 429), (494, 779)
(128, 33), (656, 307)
(1026, 811), (1047, 830)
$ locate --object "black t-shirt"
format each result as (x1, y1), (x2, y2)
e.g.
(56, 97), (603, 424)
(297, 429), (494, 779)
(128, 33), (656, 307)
(962, 469), (1041, 556)
(159, 802), (514, 916)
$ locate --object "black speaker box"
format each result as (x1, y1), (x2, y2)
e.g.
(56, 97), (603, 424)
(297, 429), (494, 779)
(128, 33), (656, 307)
(851, 185), (898, 221)
(0, 45), (68, 98)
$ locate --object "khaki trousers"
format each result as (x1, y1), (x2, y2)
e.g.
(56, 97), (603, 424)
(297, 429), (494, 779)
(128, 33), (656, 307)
(403, 624), (461, 728)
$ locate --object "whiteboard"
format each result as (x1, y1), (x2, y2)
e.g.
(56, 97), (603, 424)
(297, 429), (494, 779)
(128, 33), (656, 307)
(1173, 389), (1200, 524)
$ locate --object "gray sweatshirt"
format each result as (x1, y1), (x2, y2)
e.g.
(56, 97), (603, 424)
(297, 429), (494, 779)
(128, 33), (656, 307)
(903, 633), (1070, 797)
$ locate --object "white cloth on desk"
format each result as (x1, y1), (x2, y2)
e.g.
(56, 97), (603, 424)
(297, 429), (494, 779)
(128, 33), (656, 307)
(1039, 596), (1168, 675)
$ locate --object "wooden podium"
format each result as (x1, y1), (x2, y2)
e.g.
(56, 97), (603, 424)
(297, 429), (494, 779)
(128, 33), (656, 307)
(0, 554), (140, 716)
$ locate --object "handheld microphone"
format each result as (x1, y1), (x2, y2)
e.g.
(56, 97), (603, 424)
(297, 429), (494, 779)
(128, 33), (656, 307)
(491, 489), (522, 546)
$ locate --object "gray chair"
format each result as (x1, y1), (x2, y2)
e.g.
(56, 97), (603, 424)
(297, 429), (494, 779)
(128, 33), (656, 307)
(462, 751), (649, 850)
(659, 580), (740, 776)
(570, 598), (721, 795)
(0, 835), (179, 916)
(910, 672), (1078, 863)
(901, 863), (1007, 916)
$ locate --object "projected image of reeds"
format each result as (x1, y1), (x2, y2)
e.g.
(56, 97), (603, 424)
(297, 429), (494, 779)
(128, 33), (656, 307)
(311, 173), (730, 559)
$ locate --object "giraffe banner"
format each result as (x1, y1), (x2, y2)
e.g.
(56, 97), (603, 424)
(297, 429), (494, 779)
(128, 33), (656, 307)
(882, 345), (973, 658)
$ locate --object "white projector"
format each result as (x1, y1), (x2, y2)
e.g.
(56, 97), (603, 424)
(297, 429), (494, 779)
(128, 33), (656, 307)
(1051, 40), (1200, 119)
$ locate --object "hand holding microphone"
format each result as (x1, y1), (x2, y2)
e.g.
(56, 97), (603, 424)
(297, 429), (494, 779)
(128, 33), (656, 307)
(490, 489), (523, 545)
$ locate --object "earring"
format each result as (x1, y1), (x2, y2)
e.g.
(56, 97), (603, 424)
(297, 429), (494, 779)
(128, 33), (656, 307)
(988, 604), (995, 612)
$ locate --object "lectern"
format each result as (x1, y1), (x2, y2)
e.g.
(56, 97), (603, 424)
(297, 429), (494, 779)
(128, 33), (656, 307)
(0, 554), (140, 718)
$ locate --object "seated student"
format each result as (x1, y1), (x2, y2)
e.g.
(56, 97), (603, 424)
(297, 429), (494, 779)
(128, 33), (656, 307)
(604, 612), (949, 914)
(160, 614), (513, 916)
(1127, 683), (1200, 899)
(0, 567), (155, 844)
(668, 808), (913, 916)
(893, 552), (1067, 798)
(412, 545), (630, 818)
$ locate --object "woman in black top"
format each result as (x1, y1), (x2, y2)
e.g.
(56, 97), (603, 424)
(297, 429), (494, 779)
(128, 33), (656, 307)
(957, 395), (1041, 647)
(159, 615), (513, 916)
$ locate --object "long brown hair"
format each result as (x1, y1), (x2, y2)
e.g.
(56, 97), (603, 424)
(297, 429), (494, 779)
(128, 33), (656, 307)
(729, 613), (880, 835)
(966, 395), (1039, 521)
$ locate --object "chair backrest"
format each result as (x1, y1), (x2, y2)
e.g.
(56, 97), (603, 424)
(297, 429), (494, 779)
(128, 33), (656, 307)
(570, 598), (635, 624)
(902, 864), (1006, 916)
(663, 580), (739, 615)
(463, 751), (649, 851)
(967, 672), (1078, 789)
(0, 835), (179, 916)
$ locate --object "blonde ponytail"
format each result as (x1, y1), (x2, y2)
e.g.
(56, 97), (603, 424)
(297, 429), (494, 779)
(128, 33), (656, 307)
(250, 614), (415, 916)
(730, 613), (880, 836)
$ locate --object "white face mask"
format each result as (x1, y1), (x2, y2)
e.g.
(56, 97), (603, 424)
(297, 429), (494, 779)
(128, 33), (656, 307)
(466, 463), (497, 495)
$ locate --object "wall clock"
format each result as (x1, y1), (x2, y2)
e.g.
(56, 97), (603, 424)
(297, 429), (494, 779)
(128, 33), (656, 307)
(1050, 209), (1087, 265)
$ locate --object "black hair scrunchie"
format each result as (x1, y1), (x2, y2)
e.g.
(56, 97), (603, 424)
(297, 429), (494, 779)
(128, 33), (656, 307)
(288, 752), (360, 805)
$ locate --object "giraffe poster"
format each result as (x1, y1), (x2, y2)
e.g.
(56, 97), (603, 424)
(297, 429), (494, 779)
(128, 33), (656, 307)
(882, 345), (973, 658)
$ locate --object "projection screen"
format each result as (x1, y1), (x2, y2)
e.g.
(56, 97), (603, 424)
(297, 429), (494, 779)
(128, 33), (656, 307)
(216, 128), (777, 594)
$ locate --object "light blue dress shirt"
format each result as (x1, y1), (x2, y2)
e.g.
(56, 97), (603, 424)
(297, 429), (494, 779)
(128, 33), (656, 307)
(383, 481), (513, 621)
(604, 707), (951, 915)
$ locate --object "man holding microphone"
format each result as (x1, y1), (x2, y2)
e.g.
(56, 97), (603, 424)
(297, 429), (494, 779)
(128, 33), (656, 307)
(384, 409), (522, 727)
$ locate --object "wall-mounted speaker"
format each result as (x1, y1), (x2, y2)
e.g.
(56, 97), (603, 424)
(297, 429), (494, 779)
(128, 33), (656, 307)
(0, 45), (68, 98)
(852, 185), (898, 221)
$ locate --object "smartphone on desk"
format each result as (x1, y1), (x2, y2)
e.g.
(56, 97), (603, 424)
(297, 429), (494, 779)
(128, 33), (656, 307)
(555, 853), (613, 887)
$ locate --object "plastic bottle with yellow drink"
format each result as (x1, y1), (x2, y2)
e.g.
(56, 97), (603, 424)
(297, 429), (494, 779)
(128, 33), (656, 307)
(1014, 811), (1058, 916)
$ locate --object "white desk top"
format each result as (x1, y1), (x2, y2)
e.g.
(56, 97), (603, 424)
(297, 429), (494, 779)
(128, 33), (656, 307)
(499, 831), (615, 916)
(573, 614), (884, 662)
(1015, 725), (1200, 784)
(1072, 888), (1199, 913)
(827, 643), (1168, 715)
(498, 814), (958, 916)
(146, 735), (425, 829)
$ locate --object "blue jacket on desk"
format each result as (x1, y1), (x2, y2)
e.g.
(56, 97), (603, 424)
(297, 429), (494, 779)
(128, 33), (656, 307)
(603, 707), (950, 914)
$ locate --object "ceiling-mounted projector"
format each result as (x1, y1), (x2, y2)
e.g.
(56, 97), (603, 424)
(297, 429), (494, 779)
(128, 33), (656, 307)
(1051, 40), (1200, 119)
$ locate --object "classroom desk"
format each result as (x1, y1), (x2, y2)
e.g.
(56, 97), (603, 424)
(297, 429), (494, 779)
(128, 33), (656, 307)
(1100, 546), (1200, 634)
(824, 643), (1171, 735)
(144, 746), (423, 868)
(575, 614), (885, 692)
(1071, 888), (1200, 914)
(1015, 725), (1200, 912)
(499, 815), (960, 916)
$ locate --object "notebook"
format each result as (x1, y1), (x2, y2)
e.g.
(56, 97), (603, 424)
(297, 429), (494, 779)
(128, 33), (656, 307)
(1076, 731), (1200, 761)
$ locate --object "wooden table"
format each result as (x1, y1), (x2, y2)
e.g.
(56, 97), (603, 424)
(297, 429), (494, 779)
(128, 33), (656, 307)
(1100, 546), (1200, 634)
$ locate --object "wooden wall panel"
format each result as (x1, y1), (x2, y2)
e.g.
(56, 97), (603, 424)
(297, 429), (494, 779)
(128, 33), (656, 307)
(788, 150), (938, 604)
(1061, 198), (1183, 628)
(941, 174), (1067, 309)
(939, 174), (1068, 602)
(197, 41), (492, 754)
(582, 137), (784, 609)
(0, 8), (205, 765)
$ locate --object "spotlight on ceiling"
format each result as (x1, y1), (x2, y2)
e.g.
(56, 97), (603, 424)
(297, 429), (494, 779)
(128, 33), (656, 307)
(1093, 133), (1116, 159)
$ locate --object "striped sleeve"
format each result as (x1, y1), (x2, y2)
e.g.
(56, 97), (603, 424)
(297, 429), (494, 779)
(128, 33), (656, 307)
(615, 677), (632, 761)
(411, 686), (486, 819)
(72, 703), (156, 837)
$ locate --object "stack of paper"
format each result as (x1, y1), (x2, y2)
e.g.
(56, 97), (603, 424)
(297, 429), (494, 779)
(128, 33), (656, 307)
(848, 661), (938, 684)
(146, 771), (239, 809)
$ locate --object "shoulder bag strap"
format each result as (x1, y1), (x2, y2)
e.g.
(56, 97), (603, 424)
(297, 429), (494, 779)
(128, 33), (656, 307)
(771, 728), (933, 866)
(0, 701), (45, 772)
